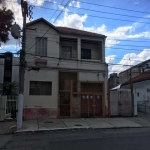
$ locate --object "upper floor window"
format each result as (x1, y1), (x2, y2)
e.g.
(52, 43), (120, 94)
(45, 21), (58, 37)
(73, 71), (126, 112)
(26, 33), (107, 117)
(81, 48), (91, 59)
(35, 37), (47, 56)
(62, 46), (72, 58)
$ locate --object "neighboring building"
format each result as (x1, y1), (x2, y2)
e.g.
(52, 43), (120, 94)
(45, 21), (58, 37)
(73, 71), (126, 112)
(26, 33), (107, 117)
(122, 72), (150, 102)
(108, 73), (119, 89)
(24, 18), (108, 119)
(0, 52), (19, 86)
(119, 59), (150, 84)
(121, 72), (150, 115)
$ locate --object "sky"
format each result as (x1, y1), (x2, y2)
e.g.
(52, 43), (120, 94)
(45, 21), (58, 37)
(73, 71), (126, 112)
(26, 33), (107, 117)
(1, 0), (150, 74)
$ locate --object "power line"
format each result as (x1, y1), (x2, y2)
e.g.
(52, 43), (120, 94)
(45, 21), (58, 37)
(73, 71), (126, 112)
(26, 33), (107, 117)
(26, 29), (150, 43)
(26, 34), (150, 49)
(67, 12), (150, 25)
(25, 0), (66, 52)
(32, 5), (150, 25)
(74, 0), (150, 15)
(26, 32), (150, 44)
(9, 0), (150, 15)
(49, 0), (65, 22)
(34, 4), (150, 20)
(26, 0), (72, 53)
(26, 52), (136, 67)
(25, 36), (150, 52)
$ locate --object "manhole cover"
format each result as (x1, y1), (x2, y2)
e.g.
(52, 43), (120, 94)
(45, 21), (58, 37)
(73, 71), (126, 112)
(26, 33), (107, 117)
(74, 124), (82, 126)
(44, 121), (54, 123)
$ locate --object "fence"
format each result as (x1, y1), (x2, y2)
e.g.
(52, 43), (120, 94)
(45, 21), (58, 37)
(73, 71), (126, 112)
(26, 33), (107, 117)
(137, 101), (150, 114)
(5, 95), (18, 118)
(0, 95), (18, 120)
(110, 90), (132, 116)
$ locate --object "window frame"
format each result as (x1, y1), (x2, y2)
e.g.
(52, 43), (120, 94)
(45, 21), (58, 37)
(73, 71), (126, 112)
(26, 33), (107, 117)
(35, 37), (47, 57)
(81, 48), (91, 59)
(29, 81), (52, 95)
(61, 46), (72, 58)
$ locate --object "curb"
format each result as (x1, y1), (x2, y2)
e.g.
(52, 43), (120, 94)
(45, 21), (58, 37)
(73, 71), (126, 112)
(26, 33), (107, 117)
(15, 126), (143, 134)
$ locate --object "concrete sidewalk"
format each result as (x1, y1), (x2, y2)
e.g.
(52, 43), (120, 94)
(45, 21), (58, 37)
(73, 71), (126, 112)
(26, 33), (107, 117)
(16, 117), (146, 133)
(2, 115), (150, 134)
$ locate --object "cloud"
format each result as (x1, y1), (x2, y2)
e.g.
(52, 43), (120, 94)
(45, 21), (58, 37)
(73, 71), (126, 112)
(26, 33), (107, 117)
(0, 0), (45, 48)
(1, 0), (22, 27)
(27, 0), (45, 6)
(69, 0), (80, 8)
(56, 13), (87, 29)
(110, 49), (150, 73)
(105, 55), (116, 64)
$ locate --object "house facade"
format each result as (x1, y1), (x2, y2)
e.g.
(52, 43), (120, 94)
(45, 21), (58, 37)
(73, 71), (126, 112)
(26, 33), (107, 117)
(24, 18), (108, 119)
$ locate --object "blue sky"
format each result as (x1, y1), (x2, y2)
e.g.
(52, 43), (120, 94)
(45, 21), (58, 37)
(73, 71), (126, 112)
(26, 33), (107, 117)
(2, 0), (150, 73)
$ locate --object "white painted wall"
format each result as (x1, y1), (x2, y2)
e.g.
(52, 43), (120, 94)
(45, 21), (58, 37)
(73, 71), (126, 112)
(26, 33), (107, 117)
(24, 70), (58, 108)
(122, 80), (150, 103)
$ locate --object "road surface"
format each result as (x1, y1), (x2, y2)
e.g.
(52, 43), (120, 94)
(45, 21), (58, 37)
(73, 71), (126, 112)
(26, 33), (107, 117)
(2, 128), (150, 150)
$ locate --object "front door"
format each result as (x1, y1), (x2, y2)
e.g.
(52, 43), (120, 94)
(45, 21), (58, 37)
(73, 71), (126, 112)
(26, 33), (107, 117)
(59, 92), (70, 117)
(81, 94), (102, 117)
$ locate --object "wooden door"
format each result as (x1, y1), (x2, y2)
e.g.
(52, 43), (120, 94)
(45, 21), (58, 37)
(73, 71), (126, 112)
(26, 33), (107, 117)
(59, 92), (70, 117)
(81, 94), (95, 118)
(95, 95), (103, 117)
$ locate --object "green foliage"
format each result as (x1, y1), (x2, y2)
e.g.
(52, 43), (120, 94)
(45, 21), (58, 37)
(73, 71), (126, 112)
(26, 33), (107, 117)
(0, 7), (14, 43)
(1, 81), (18, 95)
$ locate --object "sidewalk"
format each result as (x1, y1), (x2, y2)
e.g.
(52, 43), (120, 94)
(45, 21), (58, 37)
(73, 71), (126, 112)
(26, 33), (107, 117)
(17, 117), (147, 133)
(1, 115), (150, 134)
(0, 120), (16, 134)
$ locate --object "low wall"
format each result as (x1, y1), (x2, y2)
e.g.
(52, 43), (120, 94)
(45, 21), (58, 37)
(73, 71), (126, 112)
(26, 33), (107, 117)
(23, 108), (58, 119)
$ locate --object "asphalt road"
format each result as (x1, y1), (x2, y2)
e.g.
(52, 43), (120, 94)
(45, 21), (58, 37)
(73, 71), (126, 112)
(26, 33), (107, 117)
(2, 128), (150, 150)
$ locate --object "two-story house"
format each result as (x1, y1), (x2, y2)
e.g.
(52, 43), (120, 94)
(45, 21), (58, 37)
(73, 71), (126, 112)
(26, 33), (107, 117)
(24, 18), (108, 119)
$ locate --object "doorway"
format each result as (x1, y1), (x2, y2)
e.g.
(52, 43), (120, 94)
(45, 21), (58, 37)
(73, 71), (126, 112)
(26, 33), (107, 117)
(81, 94), (102, 117)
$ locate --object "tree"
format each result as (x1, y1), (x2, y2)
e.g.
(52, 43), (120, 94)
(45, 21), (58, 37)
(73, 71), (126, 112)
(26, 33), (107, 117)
(0, 7), (14, 43)
(0, 81), (18, 95)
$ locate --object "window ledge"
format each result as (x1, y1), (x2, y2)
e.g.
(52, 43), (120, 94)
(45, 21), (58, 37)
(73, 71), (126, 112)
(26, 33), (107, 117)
(35, 59), (47, 67)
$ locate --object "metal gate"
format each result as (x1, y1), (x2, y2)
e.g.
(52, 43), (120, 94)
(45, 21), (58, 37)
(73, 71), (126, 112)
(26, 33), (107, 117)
(110, 90), (132, 116)
(5, 95), (18, 118)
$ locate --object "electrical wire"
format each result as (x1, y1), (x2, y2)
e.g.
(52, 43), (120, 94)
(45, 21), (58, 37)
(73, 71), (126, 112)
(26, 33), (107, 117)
(26, 0), (72, 53)
(34, 4), (150, 20)
(74, 0), (150, 15)
(26, 34), (150, 49)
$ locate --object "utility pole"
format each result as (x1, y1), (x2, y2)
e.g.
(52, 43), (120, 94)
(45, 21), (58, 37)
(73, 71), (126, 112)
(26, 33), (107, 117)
(129, 59), (134, 116)
(17, 0), (28, 129)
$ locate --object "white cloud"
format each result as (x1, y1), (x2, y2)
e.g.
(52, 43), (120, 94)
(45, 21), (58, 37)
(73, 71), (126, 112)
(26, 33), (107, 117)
(105, 55), (116, 64)
(110, 49), (150, 73)
(1, 0), (22, 27)
(56, 13), (87, 29)
(69, 0), (80, 8)
(27, 0), (45, 6)
(0, 0), (45, 48)
(0, 0), (22, 48)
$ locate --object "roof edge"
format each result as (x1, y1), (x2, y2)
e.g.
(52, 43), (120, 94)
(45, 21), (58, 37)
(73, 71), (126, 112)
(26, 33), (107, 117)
(26, 18), (59, 32)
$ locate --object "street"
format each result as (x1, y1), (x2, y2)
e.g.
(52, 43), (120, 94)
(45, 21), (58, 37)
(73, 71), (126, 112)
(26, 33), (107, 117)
(2, 128), (150, 150)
